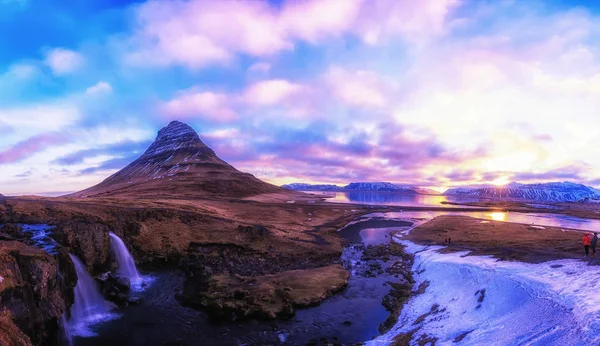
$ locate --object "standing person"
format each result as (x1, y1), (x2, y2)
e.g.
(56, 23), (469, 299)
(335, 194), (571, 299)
(583, 233), (592, 257)
(592, 233), (599, 258)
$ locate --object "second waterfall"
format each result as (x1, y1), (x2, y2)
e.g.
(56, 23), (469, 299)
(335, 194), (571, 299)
(108, 232), (143, 286)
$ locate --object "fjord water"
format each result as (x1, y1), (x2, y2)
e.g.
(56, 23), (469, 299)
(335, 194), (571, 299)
(324, 191), (479, 207)
(323, 189), (600, 231)
(68, 255), (116, 337)
(108, 232), (142, 286)
(375, 210), (600, 232)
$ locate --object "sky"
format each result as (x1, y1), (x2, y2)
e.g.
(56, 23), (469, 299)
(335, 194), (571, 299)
(2, 0), (600, 195)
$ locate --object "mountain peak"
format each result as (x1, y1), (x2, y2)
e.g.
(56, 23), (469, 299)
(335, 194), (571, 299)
(158, 121), (198, 140)
(143, 120), (213, 159)
(68, 121), (282, 198)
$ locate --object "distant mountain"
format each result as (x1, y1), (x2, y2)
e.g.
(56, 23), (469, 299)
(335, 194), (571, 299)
(444, 181), (600, 202)
(68, 121), (282, 199)
(281, 183), (344, 191)
(282, 182), (439, 194)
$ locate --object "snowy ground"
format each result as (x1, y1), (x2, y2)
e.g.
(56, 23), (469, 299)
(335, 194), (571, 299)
(368, 241), (600, 345)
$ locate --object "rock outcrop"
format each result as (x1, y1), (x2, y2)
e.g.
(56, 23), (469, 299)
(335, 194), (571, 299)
(198, 265), (350, 320)
(52, 221), (111, 274)
(0, 224), (25, 241)
(0, 241), (76, 346)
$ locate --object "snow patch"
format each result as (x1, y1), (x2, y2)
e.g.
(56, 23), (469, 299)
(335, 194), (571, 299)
(371, 243), (600, 345)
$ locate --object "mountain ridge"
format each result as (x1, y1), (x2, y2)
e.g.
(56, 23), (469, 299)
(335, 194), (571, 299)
(443, 181), (600, 202)
(282, 182), (439, 195)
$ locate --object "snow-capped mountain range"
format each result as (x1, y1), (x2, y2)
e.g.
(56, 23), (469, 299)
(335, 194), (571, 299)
(282, 182), (439, 194)
(444, 181), (600, 202)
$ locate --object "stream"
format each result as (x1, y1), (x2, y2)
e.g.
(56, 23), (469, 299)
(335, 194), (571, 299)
(73, 221), (412, 346)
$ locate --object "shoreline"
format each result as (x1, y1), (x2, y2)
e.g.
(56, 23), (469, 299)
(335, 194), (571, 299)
(404, 215), (589, 263)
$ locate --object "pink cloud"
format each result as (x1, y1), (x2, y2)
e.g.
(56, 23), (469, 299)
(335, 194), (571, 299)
(0, 133), (67, 164)
(129, 0), (291, 69)
(241, 79), (307, 106)
(44, 48), (84, 75)
(247, 62), (271, 74)
(355, 0), (461, 45)
(281, 0), (364, 42)
(161, 90), (237, 122)
(323, 66), (398, 108)
(127, 0), (461, 69)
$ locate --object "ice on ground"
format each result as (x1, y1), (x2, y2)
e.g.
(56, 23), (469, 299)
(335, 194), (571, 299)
(369, 242), (600, 346)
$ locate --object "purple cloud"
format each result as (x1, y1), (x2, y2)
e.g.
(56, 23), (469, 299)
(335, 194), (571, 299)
(53, 140), (151, 166)
(0, 133), (67, 164)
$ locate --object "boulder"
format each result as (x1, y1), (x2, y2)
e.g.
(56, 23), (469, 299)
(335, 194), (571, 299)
(98, 273), (131, 307)
(116, 277), (131, 292)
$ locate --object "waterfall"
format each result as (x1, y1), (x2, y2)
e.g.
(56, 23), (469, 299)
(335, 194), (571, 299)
(60, 314), (72, 346)
(108, 232), (142, 285)
(68, 254), (115, 336)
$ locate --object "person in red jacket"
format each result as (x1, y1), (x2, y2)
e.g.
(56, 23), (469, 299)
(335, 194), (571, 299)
(584, 233), (592, 257)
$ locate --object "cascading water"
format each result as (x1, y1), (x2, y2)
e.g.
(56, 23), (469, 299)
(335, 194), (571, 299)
(68, 254), (116, 336)
(60, 314), (72, 346)
(108, 232), (143, 286)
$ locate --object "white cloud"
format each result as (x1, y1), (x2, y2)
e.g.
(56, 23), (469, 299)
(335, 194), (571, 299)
(162, 90), (237, 122)
(85, 81), (113, 96)
(323, 67), (397, 108)
(45, 48), (84, 75)
(241, 79), (306, 106)
(247, 62), (271, 74)
(4, 63), (38, 80)
(0, 103), (79, 136)
(124, 0), (459, 70)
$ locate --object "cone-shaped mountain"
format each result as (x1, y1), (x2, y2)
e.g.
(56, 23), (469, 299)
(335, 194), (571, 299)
(70, 121), (281, 198)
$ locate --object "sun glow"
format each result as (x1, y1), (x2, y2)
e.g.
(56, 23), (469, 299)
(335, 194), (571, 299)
(491, 212), (507, 222)
(491, 176), (510, 186)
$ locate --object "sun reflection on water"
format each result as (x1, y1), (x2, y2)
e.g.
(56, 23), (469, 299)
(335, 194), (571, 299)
(491, 212), (507, 221)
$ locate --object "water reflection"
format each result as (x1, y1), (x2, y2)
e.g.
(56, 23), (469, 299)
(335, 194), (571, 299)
(323, 191), (479, 208)
(360, 227), (411, 245)
(378, 211), (600, 232)
(491, 212), (507, 222)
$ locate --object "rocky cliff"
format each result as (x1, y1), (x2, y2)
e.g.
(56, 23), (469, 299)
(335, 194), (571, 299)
(0, 241), (76, 346)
